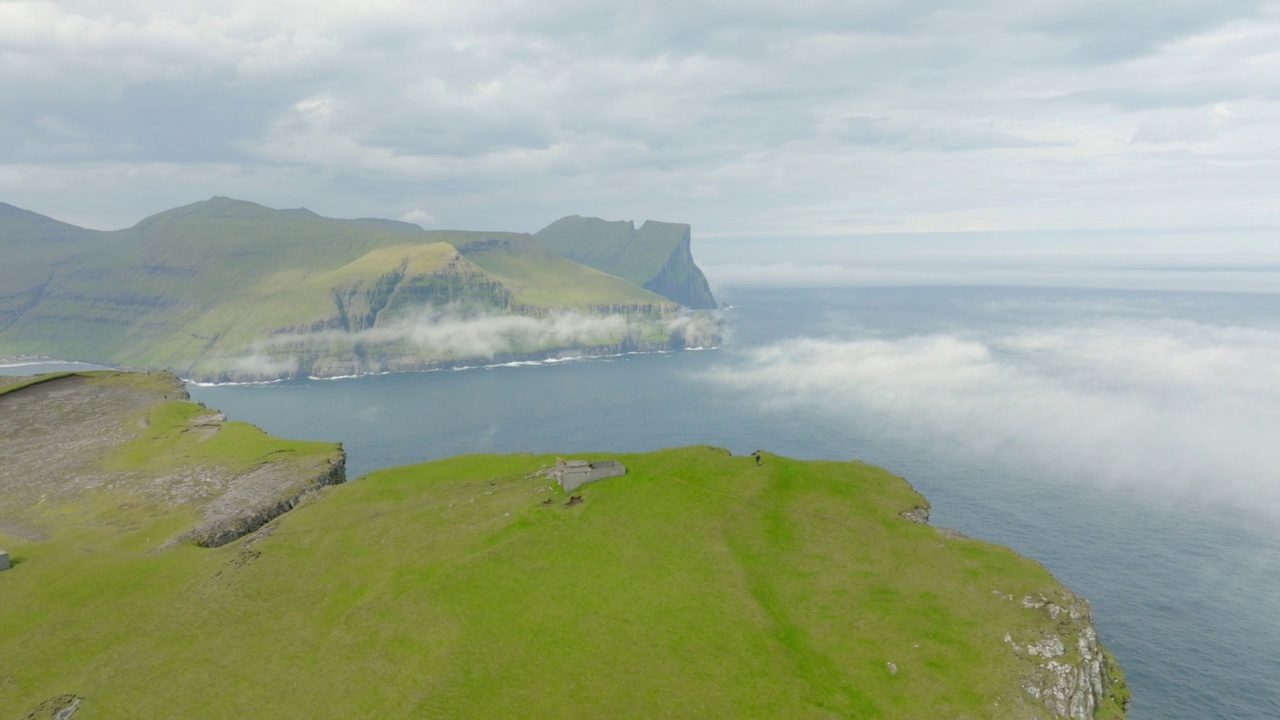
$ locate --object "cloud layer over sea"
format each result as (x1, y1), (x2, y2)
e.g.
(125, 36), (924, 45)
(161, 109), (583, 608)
(219, 307), (719, 379)
(707, 300), (1280, 518)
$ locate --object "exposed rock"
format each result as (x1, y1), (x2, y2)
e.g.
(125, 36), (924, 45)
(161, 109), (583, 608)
(0, 371), (345, 550)
(178, 456), (346, 547)
(900, 505), (930, 523)
(23, 694), (82, 720)
(1007, 591), (1127, 719)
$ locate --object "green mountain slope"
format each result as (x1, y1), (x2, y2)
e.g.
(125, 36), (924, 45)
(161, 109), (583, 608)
(535, 215), (718, 308)
(0, 371), (343, 549)
(0, 198), (717, 381)
(0, 203), (110, 332)
(453, 233), (669, 309)
(0, 373), (1127, 719)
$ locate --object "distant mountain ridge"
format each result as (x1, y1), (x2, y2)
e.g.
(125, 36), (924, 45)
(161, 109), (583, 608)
(535, 215), (718, 309)
(0, 198), (721, 381)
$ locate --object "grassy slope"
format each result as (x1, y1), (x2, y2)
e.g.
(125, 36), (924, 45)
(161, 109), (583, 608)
(0, 199), (680, 373)
(535, 215), (680, 288)
(533, 215), (640, 279)
(0, 443), (1124, 719)
(0, 203), (109, 331)
(453, 233), (673, 308)
(164, 243), (468, 365)
(0, 198), (424, 362)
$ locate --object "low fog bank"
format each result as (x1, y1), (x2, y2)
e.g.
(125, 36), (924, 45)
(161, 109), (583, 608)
(697, 231), (1280, 295)
(221, 308), (717, 378)
(282, 310), (631, 356)
(703, 260), (1280, 295)
(707, 314), (1280, 518)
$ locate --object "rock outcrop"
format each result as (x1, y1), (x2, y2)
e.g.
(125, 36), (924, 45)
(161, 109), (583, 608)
(1007, 591), (1129, 719)
(0, 371), (346, 549)
(906, 497), (1127, 719)
(178, 455), (347, 548)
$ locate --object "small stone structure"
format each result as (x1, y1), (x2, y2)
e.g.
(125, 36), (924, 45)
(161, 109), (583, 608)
(552, 458), (625, 492)
(0, 549), (9, 571)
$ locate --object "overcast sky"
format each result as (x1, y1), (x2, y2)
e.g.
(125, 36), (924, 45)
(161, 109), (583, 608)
(3, 0), (1279, 250)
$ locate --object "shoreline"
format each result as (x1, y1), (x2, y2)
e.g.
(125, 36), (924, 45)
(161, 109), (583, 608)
(189, 345), (719, 386)
(3, 346), (721, 387)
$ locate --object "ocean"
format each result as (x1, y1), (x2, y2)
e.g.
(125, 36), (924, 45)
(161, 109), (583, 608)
(14, 286), (1280, 718)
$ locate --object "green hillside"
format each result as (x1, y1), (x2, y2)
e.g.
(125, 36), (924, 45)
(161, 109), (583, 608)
(0, 202), (110, 332)
(535, 215), (718, 309)
(0, 199), (716, 381)
(454, 233), (669, 308)
(0, 373), (1127, 718)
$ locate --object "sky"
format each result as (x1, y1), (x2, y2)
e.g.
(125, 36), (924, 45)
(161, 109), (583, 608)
(3, 0), (1280, 251)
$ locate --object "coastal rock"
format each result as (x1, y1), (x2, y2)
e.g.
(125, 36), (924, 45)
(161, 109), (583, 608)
(1008, 592), (1128, 719)
(907, 501), (1125, 719)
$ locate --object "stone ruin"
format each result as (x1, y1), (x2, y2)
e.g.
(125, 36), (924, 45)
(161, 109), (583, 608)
(551, 458), (625, 492)
(0, 549), (9, 571)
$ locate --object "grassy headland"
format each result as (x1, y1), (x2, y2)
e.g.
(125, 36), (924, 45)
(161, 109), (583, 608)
(0, 373), (1127, 718)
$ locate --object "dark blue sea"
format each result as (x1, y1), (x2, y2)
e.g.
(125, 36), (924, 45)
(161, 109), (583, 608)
(19, 286), (1280, 718)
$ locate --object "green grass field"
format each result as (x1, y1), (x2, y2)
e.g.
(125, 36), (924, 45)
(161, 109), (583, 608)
(0, 441), (1126, 718)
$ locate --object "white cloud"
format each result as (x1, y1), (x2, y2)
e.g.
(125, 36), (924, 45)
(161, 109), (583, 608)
(226, 352), (298, 378)
(706, 317), (1280, 515)
(2, 0), (1279, 234)
(702, 259), (1280, 294)
(260, 308), (631, 360)
(213, 306), (717, 379)
(398, 209), (436, 227)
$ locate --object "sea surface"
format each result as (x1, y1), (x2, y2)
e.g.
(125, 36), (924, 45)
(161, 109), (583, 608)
(14, 286), (1279, 718)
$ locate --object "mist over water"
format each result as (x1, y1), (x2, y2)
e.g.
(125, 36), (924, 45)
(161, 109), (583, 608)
(710, 297), (1280, 518)
(173, 286), (1280, 719)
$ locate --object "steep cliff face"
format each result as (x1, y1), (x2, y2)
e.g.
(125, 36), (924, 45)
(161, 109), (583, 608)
(1009, 591), (1129, 719)
(639, 224), (718, 309)
(192, 251), (720, 382)
(215, 306), (722, 383)
(535, 215), (718, 309)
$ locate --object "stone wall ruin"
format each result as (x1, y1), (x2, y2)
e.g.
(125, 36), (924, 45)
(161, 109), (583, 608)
(552, 458), (625, 492)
